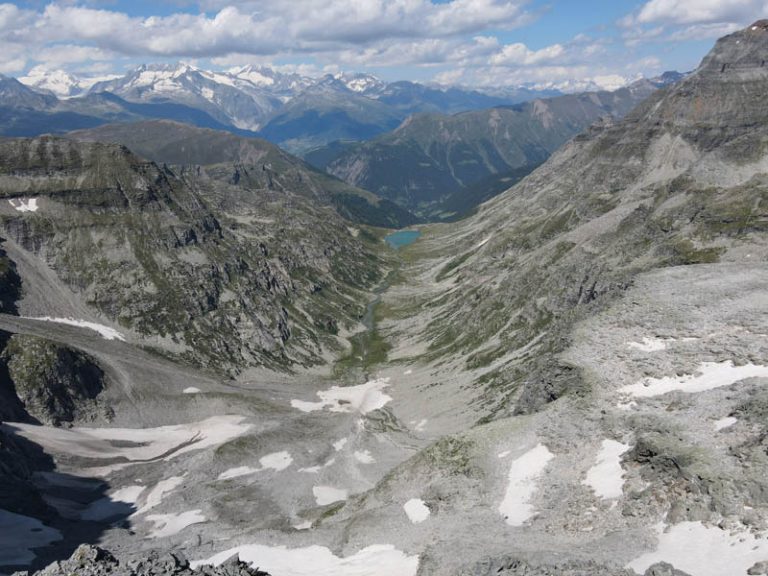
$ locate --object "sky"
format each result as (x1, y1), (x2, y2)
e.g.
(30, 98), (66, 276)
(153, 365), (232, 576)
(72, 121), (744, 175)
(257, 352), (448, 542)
(2, 0), (768, 90)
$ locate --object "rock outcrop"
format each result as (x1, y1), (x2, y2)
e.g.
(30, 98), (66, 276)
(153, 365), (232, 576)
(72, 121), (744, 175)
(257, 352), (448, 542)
(1, 334), (109, 426)
(13, 545), (270, 576)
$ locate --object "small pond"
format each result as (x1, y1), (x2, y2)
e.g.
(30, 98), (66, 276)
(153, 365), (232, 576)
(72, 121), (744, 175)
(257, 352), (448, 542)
(385, 230), (421, 249)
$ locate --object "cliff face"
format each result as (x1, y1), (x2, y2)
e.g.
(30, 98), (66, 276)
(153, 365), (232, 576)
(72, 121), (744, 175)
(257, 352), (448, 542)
(1, 335), (109, 426)
(0, 136), (385, 373)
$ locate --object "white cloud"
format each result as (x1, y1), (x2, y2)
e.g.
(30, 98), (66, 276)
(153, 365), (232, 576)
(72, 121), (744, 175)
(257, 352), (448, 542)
(635, 0), (764, 25)
(667, 22), (743, 41)
(16, 1), (533, 60)
(0, 0), (749, 91)
(489, 42), (564, 66)
(617, 1), (766, 49)
(34, 45), (115, 66)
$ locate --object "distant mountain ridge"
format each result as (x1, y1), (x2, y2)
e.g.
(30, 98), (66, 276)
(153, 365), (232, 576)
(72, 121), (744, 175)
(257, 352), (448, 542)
(314, 72), (684, 220)
(68, 120), (418, 228)
(7, 63), (684, 153)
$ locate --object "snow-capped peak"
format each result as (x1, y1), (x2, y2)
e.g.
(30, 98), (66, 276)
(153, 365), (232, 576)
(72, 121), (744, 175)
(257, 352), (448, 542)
(333, 72), (383, 94)
(230, 65), (277, 87)
(18, 66), (120, 98)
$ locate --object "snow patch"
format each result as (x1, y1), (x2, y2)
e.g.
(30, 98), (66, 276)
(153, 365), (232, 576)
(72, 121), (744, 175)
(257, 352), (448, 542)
(313, 485), (348, 505)
(354, 450), (375, 464)
(217, 451), (292, 479)
(413, 419), (428, 432)
(8, 198), (38, 213)
(0, 509), (62, 567)
(291, 378), (392, 415)
(218, 466), (260, 481)
(293, 520), (313, 530)
(403, 499), (430, 523)
(333, 438), (348, 451)
(714, 416), (737, 431)
(498, 443), (554, 526)
(627, 521), (768, 576)
(582, 439), (630, 500)
(476, 236), (492, 249)
(299, 458), (335, 474)
(627, 337), (669, 352)
(136, 476), (185, 515)
(260, 451), (293, 471)
(403, 369), (413, 375)
(192, 543), (418, 576)
(7, 416), (251, 477)
(24, 317), (125, 341)
(183, 387), (202, 394)
(81, 485), (144, 521)
(618, 361), (768, 399)
(145, 510), (206, 539)
(497, 451), (511, 459)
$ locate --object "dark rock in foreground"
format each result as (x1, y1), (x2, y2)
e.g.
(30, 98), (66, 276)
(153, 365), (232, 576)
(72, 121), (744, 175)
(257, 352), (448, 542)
(466, 556), (692, 576)
(13, 545), (270, 576)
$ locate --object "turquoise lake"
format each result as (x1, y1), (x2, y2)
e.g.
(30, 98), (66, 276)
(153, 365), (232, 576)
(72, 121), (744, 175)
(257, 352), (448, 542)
(385, 230), (421, 249)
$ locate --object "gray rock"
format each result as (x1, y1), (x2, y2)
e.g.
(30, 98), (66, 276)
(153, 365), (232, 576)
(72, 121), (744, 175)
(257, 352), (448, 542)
(18, 545), (270, 576)
(748, 560), (768, 575)
(644, 562), (693, 576)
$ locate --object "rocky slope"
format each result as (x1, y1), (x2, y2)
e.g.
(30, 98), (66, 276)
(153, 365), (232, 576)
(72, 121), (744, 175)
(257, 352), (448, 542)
(317, 79), (672, 219)
(388, 21), (768, 414)
(68, 121), (417, 228)
(14, 545), (270, 576)
(0, 136), (387, 373)
(344, 19), (768, 574)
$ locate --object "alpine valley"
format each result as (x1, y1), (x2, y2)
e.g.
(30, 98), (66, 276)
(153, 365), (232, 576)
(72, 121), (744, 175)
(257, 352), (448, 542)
(1, 19), (768, 576)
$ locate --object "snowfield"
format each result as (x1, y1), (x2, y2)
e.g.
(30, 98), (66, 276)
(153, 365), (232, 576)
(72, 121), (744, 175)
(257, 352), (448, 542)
(627, 337), (669, 352)
(0, 509), (62, 566)
(5, 416), (252, 476)
(8, 198), (39, 212)
(498, 443), (554, 526)
(192, 543), (419, 576)
(354, 450), (375, 464)
(80, 485), (144, 521)
(627, 521), (768, 576)
(403, 499), (430, 523)
(145, 510), (206, 539)
(291, 378), (392, 414)
(260, 451), (294, 471)
(714, 416), (737, 431)
(582, 439), (630, 500)
(313, 485), (348, 505)
(618, 361), (768, 398)
(217, 451), (293, 480)
(23, 316), (125, 341)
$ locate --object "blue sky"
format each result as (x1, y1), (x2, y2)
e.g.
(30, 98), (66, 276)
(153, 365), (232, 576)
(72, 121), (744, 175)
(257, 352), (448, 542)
(2, 1), (767, 89)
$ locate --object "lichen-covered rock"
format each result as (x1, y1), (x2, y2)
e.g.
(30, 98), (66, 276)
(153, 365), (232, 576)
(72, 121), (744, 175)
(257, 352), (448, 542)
(14, 545), (270, 576)
(1, 334), (109, 426)
(464, 556), (691, 575)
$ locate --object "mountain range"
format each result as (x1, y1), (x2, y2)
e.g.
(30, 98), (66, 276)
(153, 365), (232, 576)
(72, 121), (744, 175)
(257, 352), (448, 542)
(8, 63), (645, 153)
(310, 73), (683, 219)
